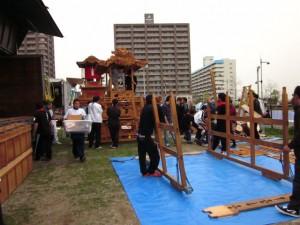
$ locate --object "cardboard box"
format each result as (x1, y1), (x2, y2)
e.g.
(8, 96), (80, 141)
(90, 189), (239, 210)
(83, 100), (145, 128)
(66, 114), (83, 120)
(63, 120), (92, 133)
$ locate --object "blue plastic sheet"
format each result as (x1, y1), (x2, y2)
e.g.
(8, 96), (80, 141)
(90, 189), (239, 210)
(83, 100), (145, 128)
(110, 152), (296, 225)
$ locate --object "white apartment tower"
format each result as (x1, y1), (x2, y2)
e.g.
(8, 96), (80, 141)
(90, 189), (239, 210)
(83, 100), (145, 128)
(114, 14), (191, 97)
(191, 57), (236, 102)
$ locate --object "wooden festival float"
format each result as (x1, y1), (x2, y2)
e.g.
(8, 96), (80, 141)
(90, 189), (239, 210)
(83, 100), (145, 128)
(76, 48), (147, 143)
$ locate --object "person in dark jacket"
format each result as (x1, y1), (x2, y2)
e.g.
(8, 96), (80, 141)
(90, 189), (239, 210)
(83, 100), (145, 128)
(181, 108), (196, 143)
(107, 99), (121, 148)
(33, 102), (52, 161)
(276, 86), (300, 217)
(176, 97), (185, 134)
(212, 93), (227, 153)
(125, 69), (137, 92)
(155, 95), (167, 123)
(137, 94), (162, 177)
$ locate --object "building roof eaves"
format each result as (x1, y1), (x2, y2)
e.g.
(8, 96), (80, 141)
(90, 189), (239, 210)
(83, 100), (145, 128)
(191, 59), (224, 76)
(2, 0), (63, 38)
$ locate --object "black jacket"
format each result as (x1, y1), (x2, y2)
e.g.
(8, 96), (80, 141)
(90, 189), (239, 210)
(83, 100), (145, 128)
(34, 109), (52, 135)
(288, 106), (300, 152)
(215, 103), (226, 132)
(138, 104), (155, 136)
(107, 105), (121, 128)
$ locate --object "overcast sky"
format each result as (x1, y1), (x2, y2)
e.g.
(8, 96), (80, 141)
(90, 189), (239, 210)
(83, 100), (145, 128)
(44, 0), (300, 98)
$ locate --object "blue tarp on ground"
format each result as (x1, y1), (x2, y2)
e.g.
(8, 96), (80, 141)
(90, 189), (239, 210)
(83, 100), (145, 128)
(110, 150), (296, 225)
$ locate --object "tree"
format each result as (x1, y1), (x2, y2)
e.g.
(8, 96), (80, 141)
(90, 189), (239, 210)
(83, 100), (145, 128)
(264, 80), (280, 104)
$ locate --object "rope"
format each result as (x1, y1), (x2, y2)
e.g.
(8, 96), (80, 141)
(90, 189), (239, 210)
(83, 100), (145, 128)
(176, 157), (193, 194)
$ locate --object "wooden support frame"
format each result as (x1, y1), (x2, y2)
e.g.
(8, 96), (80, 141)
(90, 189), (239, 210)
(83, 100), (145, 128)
(207, 87), (290, 181)
(209, 68), (218, 107)
(237, 85), (251, 116)
(152, 92), (192, 194)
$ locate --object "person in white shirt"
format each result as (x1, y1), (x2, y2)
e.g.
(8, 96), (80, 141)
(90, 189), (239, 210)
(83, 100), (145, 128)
(88, 96), (103, 149)
(46, 101), (61, 144)
(64, 99), (87, 162)
(193, 105), (207, 144)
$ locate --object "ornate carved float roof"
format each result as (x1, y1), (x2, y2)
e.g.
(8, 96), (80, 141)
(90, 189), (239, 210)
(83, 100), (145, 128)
(95, 48), (148, 75)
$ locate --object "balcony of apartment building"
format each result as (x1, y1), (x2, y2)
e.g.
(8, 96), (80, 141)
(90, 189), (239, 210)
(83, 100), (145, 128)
(162, 53), (175, 58)
(132, 26), (146, 31)
(147, 31), (160, 36)
(117, 38), (132, 43)
(115, 26), (132, 31)
(176, 32), (188, 37)
(133, 32), (145, 37)
(162, 48), (174, 53)
(162, 59), (175, 64)
(148, 49), (161, 54)
(115, 32), (132, 37)
(161, 37), (175, 42)
(147, 54), (160, 59)
(133, 48), (146, 53)
(134, 42), (145, 46)
(177, 64), (189, 69)
(177, 48), (189, 54)
(176, 28), (189, 32)
(132, 39), (146, 43)
(176, 42), (189, 48)
(161, 25), (175, 30)
(146, 25), (159, 30)
(161, 32), (175, 37)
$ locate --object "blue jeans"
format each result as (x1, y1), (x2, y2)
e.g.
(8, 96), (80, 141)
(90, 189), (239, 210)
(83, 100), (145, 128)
(163, 123), (176, 145)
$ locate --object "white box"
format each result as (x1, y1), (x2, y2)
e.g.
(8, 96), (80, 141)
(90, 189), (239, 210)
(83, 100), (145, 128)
(63, 120), (92, 133)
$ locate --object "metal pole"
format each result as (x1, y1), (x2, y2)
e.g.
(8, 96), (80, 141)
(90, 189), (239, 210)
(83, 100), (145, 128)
(257, 66), (260, 95)
(143, 65), (148, 96)
(260, 58), (263, 99)
(143, 70), (145, 95)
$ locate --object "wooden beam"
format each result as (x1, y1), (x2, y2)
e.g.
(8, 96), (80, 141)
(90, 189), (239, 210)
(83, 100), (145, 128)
(203, 194), (290, 218)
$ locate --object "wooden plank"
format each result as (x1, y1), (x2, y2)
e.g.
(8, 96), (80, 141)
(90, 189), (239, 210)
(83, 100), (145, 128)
(0, 148), (33, 204)
(203, 194), (290, 218)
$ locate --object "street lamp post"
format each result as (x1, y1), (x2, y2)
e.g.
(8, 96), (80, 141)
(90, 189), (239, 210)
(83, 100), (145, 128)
(164, 82), (168, 96)
(143, 64), (148, 95)
(256, 66), (260, 95)
(260, 58), (270, 99)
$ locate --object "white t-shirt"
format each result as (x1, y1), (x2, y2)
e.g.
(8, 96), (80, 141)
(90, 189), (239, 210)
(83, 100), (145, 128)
(194, 110), (205, 125)
(64, 108), (87, 119)
(88, 102), (103, 123)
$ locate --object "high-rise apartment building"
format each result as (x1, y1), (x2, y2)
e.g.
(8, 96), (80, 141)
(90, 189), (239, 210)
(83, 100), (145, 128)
(114, 14), (191, 97)
(18, 31), (56, 78)
(192, 57), (236, 102)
